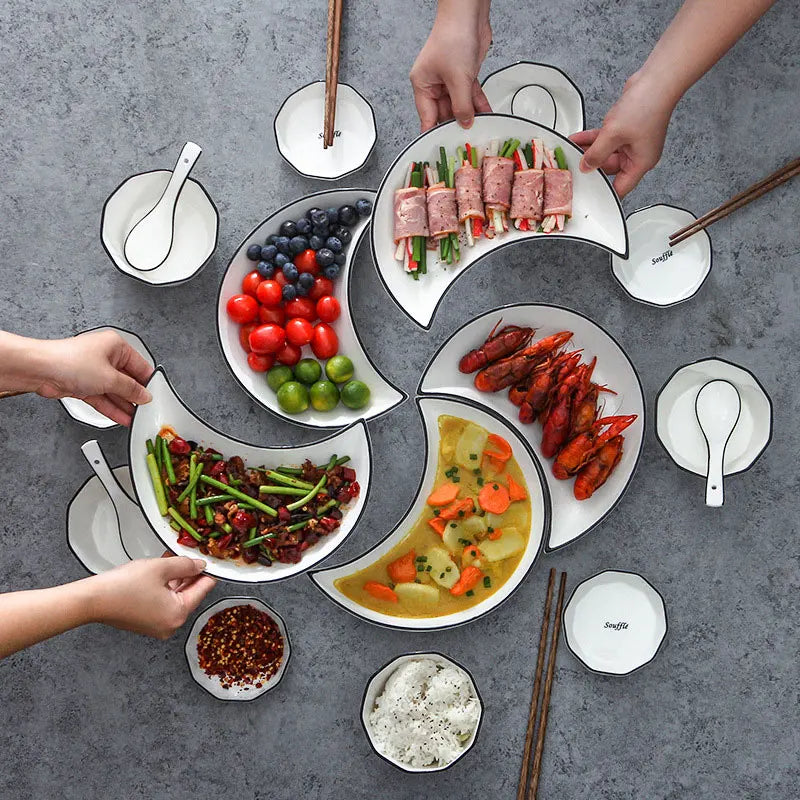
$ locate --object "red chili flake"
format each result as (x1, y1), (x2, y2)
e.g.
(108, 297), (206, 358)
(197, 605), (284, 690)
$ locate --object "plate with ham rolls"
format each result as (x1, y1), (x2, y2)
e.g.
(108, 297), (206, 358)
(371, 114), (628, 330)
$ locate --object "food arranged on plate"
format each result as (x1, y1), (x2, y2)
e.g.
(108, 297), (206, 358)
(393, 138), (572, 277)
(145, 427), (360, 566)
(461, 321), (637, 500)
(335, 415), (531, 617)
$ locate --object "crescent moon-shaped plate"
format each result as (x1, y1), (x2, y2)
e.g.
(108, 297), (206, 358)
(309, 396), (550, 631)
(217, 188), (406, 428)
(371, 114), (628, 329)
(418, 304), (645, 551)
(128, 367), (372, 584)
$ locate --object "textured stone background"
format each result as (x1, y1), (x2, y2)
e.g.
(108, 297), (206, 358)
(1, 1), (798, 798)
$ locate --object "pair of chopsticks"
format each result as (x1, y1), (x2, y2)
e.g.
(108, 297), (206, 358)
(323, 0), (343, 148)
(517, 568), (567, 800)
(669, 156), (800, 247)
(0, 390), (27, 399)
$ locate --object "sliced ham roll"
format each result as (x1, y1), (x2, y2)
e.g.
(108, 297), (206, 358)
(393, 187), (429, 243)
(543, 169), (573, 217)
(510, 169), (544, 221)
(482, 156), (515, 211)
(455, 164), (485, 222)
(427, 183), (459, 239)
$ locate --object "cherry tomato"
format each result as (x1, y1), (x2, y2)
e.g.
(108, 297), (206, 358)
(226, 294), (258, 324)
(239, 322), (258, 352)
(241, 270), (262, 297)
(256, 279), (283, 308)
(275, 341), (301, 366)
(309, 276), (334, 302)
(311, 323), (339, 359)
(294, 248), (319, 275)
(249, 323), (286, 354)
(284, 296), (317, 322)
(273, 270), (288, 288)
(316, 295), (341, 323)
(285, 317), (314, 347)
(247, 351), (274, 372)
(259, 305), (286, 326)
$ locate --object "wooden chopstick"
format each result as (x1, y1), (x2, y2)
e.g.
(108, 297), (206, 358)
(0, 390), (28, 399)
(669, 156), (800, 246)
(323, 0), (343, 148)
(517, 569), (556, 800)
(527, 571), (568, 800)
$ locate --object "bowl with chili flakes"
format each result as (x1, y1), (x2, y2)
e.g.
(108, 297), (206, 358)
(185, 597), (291, 701)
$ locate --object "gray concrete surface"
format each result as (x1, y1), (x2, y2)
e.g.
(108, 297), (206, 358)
(1, 1), (798, 798)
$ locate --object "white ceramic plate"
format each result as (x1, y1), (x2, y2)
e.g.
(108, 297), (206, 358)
(128, 367), (372, 584)
(419, 304), (645, 551)
(274, 81), (377, 180)
(66, 465), (132, 574)
(101, 170), (219, 286)
(563, 570), (667, 676)
(361, 651), (483, 773)
(481, 62), (586, 136)
(217, 188), (406, 429)
(611, 204), (712, 307)
(371, 114), (628, 329)
(184, 597), (291, 701)
(60, 326), (156, 428)
(309, 396), (550, 631)
(656, 358), (772, 477)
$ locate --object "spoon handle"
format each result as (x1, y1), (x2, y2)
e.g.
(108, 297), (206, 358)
(706, 445), (725, 507)
(80, 440), (137, 508)
(159, 141), (202, 209)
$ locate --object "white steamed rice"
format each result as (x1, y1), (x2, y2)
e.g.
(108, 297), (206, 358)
(368, 658), (481, 768)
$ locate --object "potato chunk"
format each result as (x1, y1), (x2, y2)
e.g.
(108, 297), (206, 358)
(423, 546), (460, 589)
(395, 582), (440, 612)
(478, 528), (525, 562)
(454, 423), (489, 470)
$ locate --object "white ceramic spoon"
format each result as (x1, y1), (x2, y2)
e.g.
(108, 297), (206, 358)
(695, 380), (741, 507)
(123, 141), (203, 271)
(80, 440), (164, 559)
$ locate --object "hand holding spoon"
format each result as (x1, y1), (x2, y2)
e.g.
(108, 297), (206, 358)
(124, 141), (202, 272)
(695, 380), (741, 507)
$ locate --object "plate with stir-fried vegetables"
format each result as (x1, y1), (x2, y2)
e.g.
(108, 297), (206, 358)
(129, 368), (371, 583)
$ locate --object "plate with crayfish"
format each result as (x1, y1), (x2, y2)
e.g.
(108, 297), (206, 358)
(418, 303), (644, 551)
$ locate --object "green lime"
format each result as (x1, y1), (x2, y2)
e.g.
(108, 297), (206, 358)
(276, 381), (310, 414)
(309, 380), (340, 412)
(325, 355), (355, 384)
(340, 380), (370, 410)
(267, 365), (294, 393)
(294, 358), (323, 386)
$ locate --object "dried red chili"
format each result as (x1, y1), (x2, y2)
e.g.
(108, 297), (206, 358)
(197, 605), (284, 690)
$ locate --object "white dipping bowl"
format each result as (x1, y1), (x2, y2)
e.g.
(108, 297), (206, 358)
(274, 81), (377, 180)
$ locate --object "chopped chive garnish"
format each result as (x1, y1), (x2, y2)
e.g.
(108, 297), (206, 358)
(466, 590), (474, 597)
(450, 523), (457, 529)
(439, 573), (445, 579)
(416, 556), (427, 562)
(483, 576), (491, 588)
(493, 483), (499, 490)
(417, 564), (425, 572)
(458, 538), (471, 545)
(433, 509), (441, 516)
(426, 565), (432, 572)
(477, 477), (485, 486)
(473, 468), (481, 475)
(469, 453), (478, 460)
(452, 476), (460, 483)
(445, 566), (452, 572)
(487, 526), (494, 533)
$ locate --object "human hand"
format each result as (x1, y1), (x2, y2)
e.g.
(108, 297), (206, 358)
(33, 329), (153, 426)
(87, 556), (217, 640)
(410, 0), (492, 131)
(570, 72), (676, 198)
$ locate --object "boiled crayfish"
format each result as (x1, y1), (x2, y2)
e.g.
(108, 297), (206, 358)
(458, 321), (535, 374)
(552, 415), (637, 481)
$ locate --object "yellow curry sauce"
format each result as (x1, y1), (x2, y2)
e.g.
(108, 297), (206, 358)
(336, 416), (532, 617)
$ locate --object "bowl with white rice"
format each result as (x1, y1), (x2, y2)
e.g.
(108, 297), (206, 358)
(361, 651), (483, 772)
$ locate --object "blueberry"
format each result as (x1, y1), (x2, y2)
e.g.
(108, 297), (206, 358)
(246, 243), (262, 261)
(310, 209), (328, 227)
(312, 222), (330, 238)
(261, 244), (278, 262)
(282, 263), (299, 282)
(325, 236), (343, 253)
(306, 207), (321, 222)
(295, 282), (310, 297)
(289, 235), (309, 254)
(295, 217), (312, 235)
(355, 198), (372, 217)
(275, 252), (290, 268)
(282, 284), (297, 302)
(334, 252), (347, 266)
(298, 272), (315, 290)
(280, 220), (297, 238)
(337, 205), (357, 226)
(322, 263), (341, 280)
(265, 234), (280, 245)
(315, 247), (335, 268)
(333, 225), (352, 244)
(325, 207), (339, 224)
(257, 260), (275, 278)
(275, 236), (291, 255)
(309, 234), (325, 251)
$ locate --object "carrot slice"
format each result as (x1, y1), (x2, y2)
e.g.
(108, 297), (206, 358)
(364, 581), (398, 603)
(426, 482), (460, 507)
(478, 482), (511, 515)
(483, 433), (512, 462)
(506, 474), (527, 502)
(428, 516), (447, 536)
(461, 544), (482, 567)
(387, 550), (417, 584)
(487, 528), (503, 541)
(438, 498), (475, 520)
(484, 454), (507, 474)
(450, 565), (484, 596)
